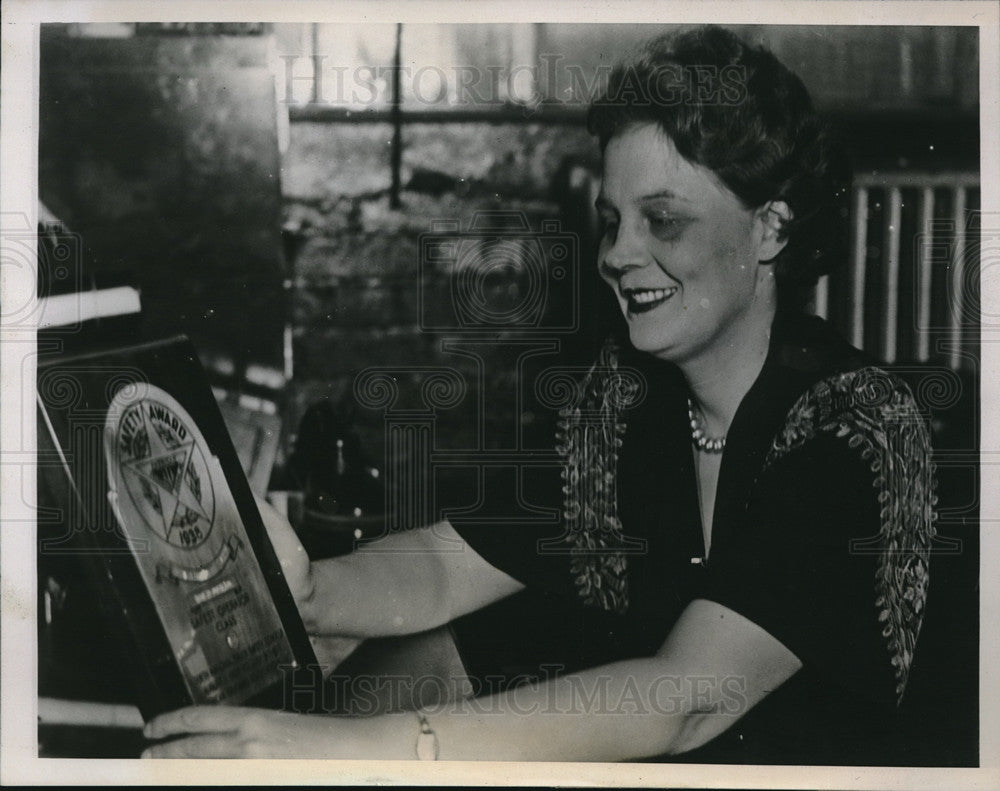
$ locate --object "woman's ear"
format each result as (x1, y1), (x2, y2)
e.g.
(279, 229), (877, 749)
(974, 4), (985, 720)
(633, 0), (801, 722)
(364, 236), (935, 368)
(757, 200), (792, 263)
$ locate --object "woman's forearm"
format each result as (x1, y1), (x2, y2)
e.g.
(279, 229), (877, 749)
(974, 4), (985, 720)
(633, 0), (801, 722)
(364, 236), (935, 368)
(361, 657), (737, 762)
(431, 659), (701, 761)
(301, 520), (523, 639)
(301, 529), (453, 638)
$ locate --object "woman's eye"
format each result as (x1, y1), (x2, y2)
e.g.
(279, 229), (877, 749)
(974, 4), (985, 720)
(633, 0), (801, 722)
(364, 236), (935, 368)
(647, 213), (684, 239)
(599, 216), (619, 241)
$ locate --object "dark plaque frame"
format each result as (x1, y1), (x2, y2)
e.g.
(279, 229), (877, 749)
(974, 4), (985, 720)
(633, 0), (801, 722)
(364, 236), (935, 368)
(37, 336), (318, 720)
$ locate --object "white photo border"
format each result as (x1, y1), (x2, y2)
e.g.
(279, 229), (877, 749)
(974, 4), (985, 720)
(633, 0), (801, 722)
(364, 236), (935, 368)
(2, 1), (997, 787)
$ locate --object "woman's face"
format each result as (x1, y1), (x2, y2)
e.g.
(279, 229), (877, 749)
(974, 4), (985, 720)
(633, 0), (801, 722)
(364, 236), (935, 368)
(596, 123), (780, 365)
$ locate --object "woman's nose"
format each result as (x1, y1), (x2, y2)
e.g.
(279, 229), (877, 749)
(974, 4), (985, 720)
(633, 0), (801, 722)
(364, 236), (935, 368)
(602, 226), (650, 274)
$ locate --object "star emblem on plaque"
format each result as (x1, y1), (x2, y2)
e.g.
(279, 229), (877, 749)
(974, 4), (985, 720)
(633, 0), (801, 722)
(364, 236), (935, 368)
(106, 384), (244, 588)
(116, 391), (215, 549)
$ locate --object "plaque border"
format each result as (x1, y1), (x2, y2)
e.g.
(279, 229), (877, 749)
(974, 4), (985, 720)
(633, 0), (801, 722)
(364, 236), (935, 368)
(36, 335), (319, 721)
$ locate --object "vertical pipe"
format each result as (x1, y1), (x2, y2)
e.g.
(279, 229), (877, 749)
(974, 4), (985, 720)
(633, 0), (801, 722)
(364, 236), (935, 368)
(850, 187), (869, 348)
(883, 188), (902, 363)
(899, 36), (914, 98)
(380, 412), (433, 540)
(948, 186), (967, 369)
(310, 23), (320, 104)
(916, 187), (935, 362)
(283, 322), (294, 381)
(390, 22), (403, 210)
(814, 275), (829, 319)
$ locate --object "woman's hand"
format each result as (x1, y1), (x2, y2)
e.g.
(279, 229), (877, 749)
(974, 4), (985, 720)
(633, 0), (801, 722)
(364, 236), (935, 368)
(142, 706), (417, 759)
(255, 495), (316, 626)
(142, 706), (349, 759)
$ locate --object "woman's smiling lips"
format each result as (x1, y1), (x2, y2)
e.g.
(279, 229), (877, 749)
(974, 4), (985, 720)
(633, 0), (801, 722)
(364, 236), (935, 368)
(621, 285), (679, 314)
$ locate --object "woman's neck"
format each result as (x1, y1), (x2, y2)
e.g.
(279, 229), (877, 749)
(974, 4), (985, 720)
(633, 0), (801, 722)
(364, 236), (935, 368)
(679, 307), (777, 437)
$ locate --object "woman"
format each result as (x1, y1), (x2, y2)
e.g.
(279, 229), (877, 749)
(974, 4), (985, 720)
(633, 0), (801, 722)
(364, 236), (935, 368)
(142, 26), (934, 763)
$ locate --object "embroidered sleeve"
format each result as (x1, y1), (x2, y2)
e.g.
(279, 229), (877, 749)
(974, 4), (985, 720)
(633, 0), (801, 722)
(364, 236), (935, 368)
(555, 338), (645, 615)
(763, 367), (937, 703)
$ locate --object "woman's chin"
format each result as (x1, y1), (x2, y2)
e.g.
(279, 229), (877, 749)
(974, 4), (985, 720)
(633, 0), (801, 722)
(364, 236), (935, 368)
(627, 330), (677, 360)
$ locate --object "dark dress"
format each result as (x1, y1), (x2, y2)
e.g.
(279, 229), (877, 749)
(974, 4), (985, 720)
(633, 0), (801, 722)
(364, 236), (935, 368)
(448, 310), (936, 765)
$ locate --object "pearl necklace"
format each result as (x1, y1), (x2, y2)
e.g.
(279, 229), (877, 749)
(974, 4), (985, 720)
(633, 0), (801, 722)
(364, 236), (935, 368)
(687, 398), (726, 454)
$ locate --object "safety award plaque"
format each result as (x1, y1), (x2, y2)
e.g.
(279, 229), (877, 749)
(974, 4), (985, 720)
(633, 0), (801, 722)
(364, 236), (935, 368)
(37, 336), (317, 719)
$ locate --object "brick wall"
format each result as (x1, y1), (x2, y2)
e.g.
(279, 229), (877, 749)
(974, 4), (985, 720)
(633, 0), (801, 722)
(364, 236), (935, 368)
(281, 121), (606, 490)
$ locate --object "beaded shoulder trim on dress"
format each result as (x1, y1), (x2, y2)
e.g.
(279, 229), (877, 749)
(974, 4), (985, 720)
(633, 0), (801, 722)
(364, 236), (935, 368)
(554, 337), (634, 614)
(762, 366), (937, 704)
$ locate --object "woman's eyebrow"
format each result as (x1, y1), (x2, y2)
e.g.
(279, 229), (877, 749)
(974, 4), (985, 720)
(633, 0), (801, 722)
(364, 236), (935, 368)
(639, 189), (689, 204)
(595, 189), (690, 212)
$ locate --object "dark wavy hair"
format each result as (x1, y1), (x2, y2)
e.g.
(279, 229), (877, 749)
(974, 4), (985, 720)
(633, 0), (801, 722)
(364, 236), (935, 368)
(587, 26), (851, 311)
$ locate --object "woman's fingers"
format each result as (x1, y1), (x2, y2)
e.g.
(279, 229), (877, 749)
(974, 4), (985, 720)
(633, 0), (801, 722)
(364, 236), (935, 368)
(143, 707), (356, 759)
(142, 733), (250, 758)
(254, 494), (313, 603)
(255, 495), (308, 564)
(144, 705), (255, 739)
(255, 494), (296, 545)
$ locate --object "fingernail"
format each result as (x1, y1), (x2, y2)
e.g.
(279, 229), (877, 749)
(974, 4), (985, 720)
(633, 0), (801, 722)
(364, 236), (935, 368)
(141, 749), (152, 759)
